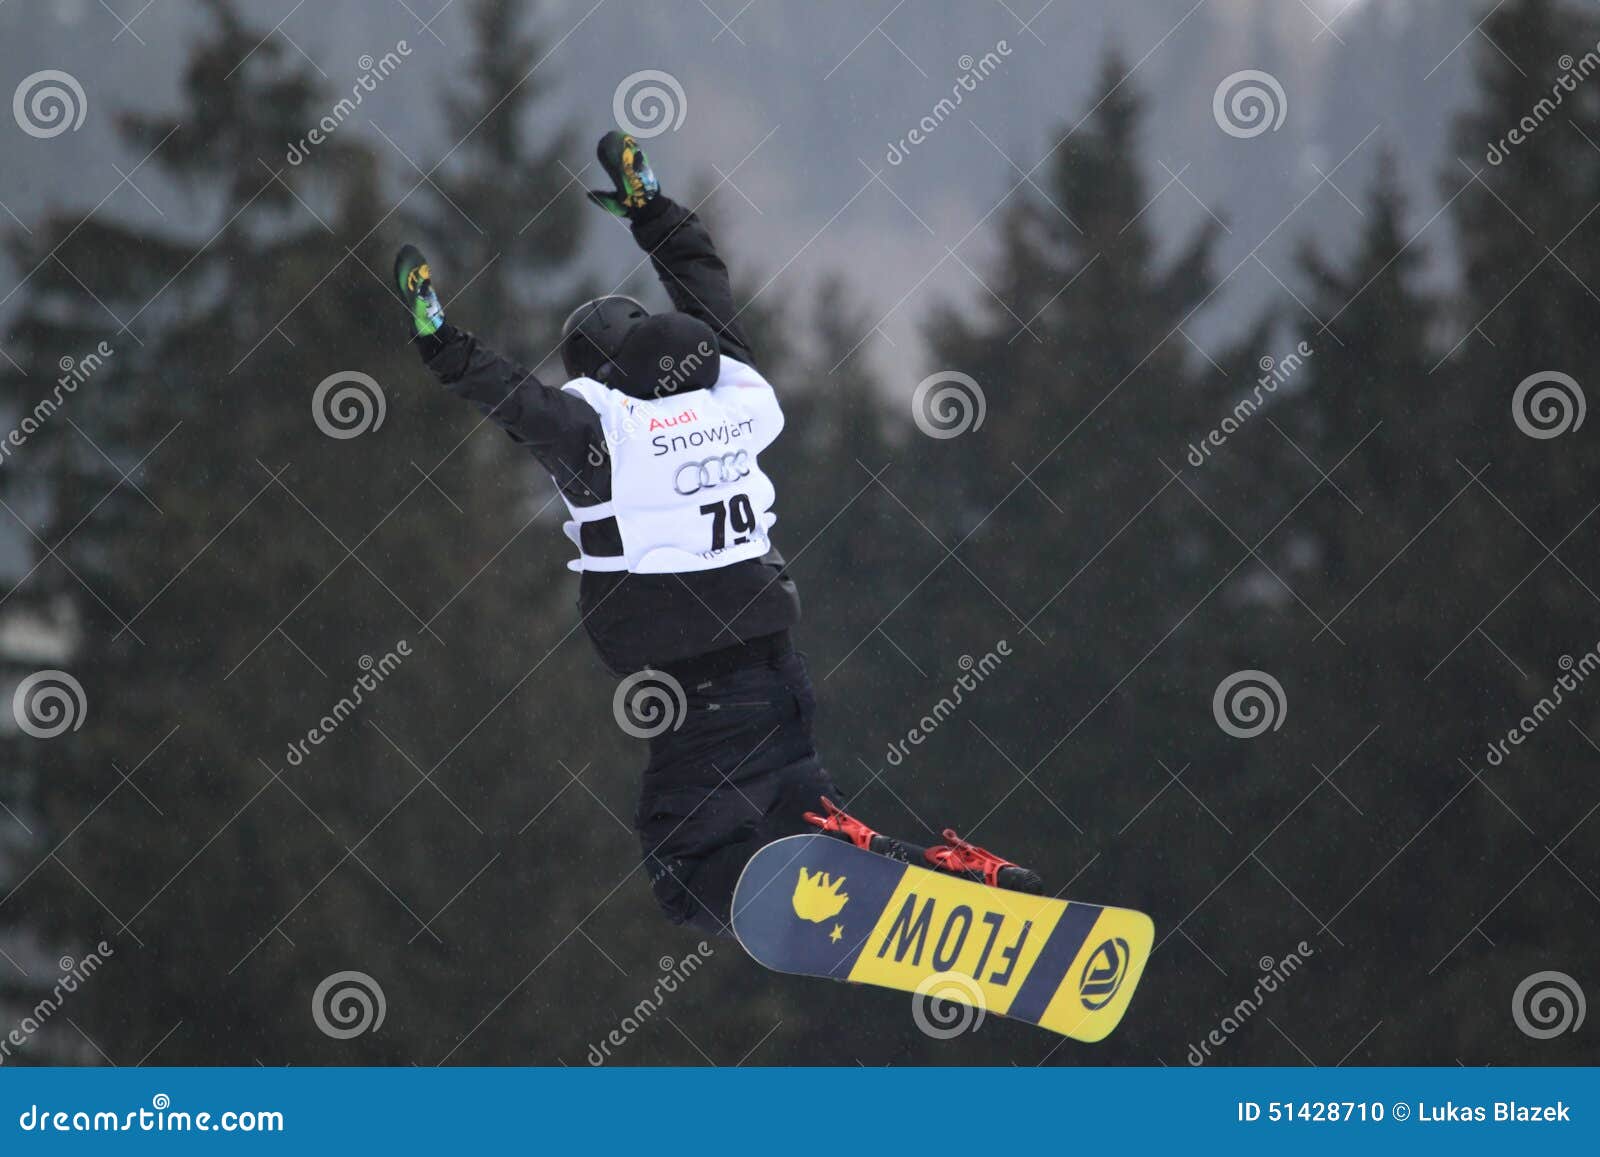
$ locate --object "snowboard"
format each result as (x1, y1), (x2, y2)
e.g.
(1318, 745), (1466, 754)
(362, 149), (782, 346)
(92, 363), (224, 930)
(731, 834), (1153, 1042)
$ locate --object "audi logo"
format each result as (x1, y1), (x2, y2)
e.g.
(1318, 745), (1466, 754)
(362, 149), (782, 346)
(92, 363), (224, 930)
(674, 451), (751, 495)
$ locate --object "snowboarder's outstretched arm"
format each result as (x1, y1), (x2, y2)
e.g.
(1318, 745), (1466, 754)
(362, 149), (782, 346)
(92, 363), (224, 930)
(393, 245), (603, 491)
(633, 199), (756, 369)
(585, 131), (757, 369)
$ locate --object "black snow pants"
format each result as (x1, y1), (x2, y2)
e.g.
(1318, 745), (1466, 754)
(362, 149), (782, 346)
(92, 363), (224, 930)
(634, 632), (841, 936)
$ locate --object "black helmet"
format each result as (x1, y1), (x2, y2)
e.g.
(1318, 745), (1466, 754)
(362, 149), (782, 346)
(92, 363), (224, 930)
(560, 295), (649, 380)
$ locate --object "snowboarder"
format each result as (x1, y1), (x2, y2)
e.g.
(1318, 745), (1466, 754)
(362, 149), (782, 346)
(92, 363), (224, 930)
(395, 130), (1041, 936)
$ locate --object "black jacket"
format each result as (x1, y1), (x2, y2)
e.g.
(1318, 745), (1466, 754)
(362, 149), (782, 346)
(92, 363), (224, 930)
(416, 197), (801, 675)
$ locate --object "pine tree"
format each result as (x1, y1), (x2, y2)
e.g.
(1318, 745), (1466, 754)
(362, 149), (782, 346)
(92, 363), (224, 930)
(909, 59), (1235, 856)
(1420, 0), (1600, 1063)
(413, 0), (584, 359)
(1449, 0), (1600, 471)
(924, 53), (1223, 606)
(767, 275), (915, 774)
(1444, 0), (1600, 778)
(1292, 149), (1447, 596)
(0, 0), (602, 1063)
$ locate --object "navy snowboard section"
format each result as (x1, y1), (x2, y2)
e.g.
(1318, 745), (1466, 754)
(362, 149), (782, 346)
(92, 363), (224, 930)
(732, 835), (905, 979)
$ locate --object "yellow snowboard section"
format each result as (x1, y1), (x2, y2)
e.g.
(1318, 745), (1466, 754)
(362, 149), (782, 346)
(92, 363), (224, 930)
(733, 834), (1155, 1042)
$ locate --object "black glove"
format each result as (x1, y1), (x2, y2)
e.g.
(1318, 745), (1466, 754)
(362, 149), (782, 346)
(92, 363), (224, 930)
(585, 130), (659, 219)
(393, 244), (444, 337)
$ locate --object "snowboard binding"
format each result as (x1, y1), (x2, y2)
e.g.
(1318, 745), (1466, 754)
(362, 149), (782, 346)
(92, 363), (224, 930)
(925, 828), (1044, 895)
(804, 797), (1044, 895)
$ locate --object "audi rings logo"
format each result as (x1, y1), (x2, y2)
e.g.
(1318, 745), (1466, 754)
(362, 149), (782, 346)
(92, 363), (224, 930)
(1079, 937), (1130, 1010)
(674, 450), (751, 496)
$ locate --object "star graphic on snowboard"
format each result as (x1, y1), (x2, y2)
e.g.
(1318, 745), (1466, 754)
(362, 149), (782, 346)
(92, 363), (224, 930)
(829, 923), (843, 943)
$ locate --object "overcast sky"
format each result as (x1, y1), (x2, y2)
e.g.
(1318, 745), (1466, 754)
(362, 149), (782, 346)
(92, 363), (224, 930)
(2, 0), (1485, 387)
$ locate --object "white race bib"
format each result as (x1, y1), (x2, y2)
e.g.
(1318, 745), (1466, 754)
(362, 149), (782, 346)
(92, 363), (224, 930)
(559, 355), (782, 573)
